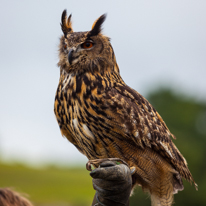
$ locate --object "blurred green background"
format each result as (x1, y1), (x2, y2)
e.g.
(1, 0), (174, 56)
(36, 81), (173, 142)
(1, 88), (205, 206)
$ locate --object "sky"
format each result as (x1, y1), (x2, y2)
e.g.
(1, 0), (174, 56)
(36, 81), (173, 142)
(0, 0), (206, 166)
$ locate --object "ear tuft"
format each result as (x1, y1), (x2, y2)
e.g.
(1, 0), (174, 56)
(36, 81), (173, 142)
(87, 14), (106, 38)
(61, 9), (73, 37)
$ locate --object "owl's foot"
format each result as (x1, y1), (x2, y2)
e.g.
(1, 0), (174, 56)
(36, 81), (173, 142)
(86, 158), (136, 174)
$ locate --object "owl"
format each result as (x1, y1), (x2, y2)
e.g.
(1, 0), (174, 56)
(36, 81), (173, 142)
(54, 10), (197, 206)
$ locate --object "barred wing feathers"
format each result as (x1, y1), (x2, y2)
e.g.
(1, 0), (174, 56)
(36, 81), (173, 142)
(101, 83), (196, 187)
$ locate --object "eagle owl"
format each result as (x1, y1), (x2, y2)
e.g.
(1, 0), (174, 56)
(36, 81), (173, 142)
(54, 10), (197, 206)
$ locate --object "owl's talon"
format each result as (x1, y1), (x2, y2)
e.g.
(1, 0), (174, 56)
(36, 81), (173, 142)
(130, 166), (136, 175)
(86, 162), (92, 171)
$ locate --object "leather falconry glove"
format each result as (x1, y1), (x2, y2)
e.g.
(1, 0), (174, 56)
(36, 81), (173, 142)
(90, 160), (133, 206)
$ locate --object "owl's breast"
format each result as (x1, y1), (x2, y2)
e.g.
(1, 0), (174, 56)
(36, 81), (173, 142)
(55, 71), (108, 159)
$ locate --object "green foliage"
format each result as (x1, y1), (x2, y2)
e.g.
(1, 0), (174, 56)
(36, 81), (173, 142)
(0, 162), (94, 206)
(130, 88), (206, 206)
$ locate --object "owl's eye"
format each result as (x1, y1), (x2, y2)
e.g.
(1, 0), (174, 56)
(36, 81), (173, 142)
(64, 44), (67, 49)
(81, 41), (94, 49)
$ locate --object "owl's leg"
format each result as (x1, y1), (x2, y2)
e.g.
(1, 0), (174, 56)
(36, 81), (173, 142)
(86, 158), (136, 174)
(150, 174), (174, 206)
(151, 192), (173, 206)
(86, 158), (129, 171)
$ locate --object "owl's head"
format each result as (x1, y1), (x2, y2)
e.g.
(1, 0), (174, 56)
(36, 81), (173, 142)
(58, 10), (117, 75)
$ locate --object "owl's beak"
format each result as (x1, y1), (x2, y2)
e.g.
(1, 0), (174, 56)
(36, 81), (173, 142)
(68, 49), (74, 65)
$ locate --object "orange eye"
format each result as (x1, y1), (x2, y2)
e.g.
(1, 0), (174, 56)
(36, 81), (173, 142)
(82, 41), (94, 49)
(64, 44), (67, 49)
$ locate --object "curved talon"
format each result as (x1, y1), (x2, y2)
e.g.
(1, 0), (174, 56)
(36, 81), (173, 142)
(130, 166), (136, 175)
(86, 162), (92, 171)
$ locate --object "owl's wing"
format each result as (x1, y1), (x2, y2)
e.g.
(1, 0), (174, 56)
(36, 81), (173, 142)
(98, 83), (195, 184)
(102, 83), (175, 151)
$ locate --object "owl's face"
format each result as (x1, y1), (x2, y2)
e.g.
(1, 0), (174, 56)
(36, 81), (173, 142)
(58, 10), (115, 75)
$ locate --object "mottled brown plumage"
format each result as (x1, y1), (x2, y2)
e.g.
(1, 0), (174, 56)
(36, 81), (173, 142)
(54, 10), (197, 206)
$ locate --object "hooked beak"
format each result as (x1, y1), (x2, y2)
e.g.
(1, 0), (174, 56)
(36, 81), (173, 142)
(68, 49), (74, 65)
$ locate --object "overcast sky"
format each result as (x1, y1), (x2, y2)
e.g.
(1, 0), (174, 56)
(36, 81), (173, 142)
(0, 0), (205, 166)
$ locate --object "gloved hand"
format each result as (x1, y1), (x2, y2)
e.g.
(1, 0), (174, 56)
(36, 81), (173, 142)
(90, 160), (132, 206)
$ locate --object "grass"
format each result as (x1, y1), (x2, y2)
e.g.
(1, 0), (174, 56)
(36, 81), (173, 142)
(0, 162), (95, 206)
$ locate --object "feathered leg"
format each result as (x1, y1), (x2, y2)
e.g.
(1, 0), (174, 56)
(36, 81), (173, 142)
(150, 173), (174, 206)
